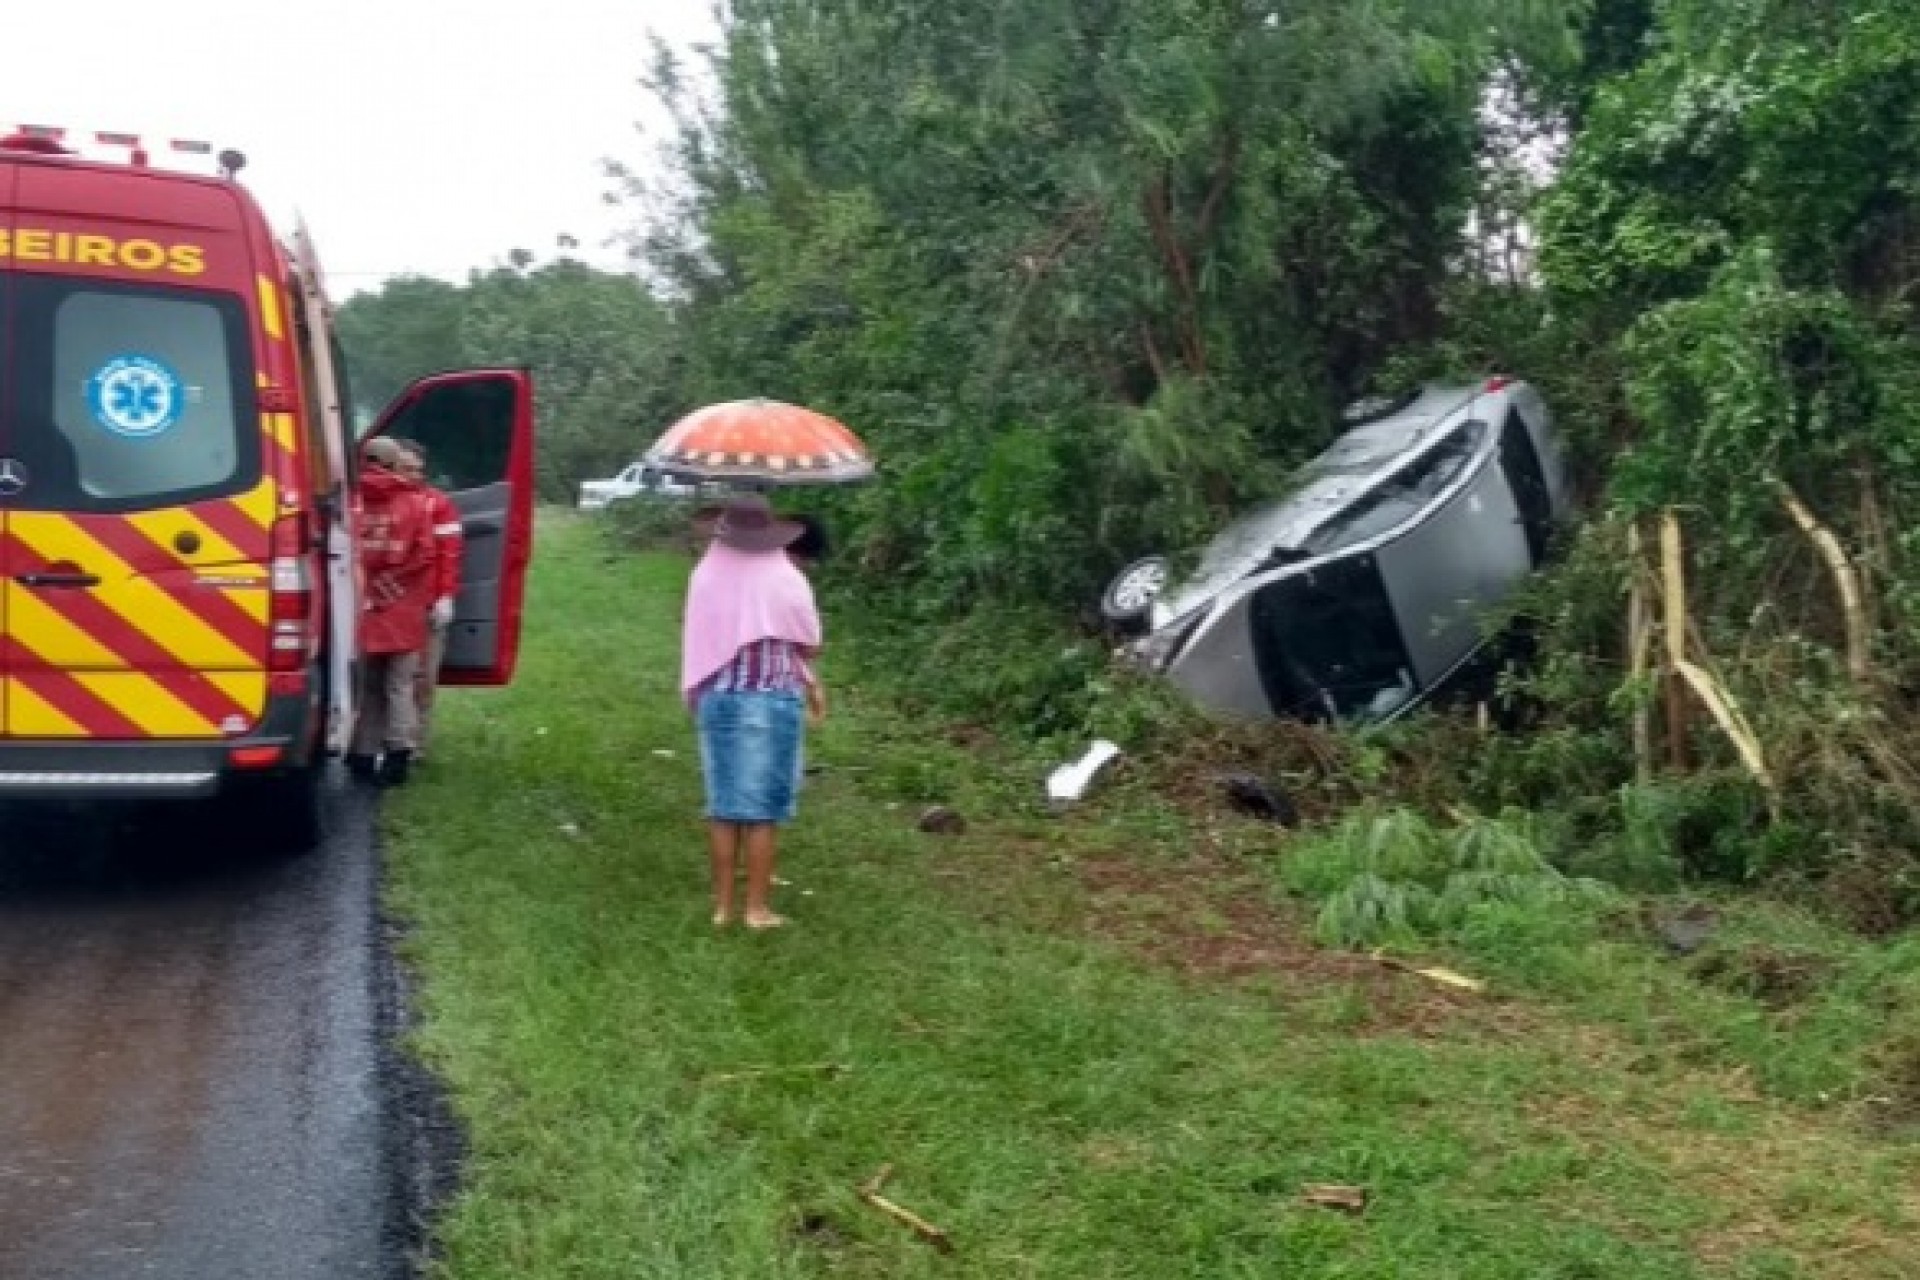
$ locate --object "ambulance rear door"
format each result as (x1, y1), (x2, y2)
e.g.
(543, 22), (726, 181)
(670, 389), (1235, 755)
(0, 170), (272, 743)
(0, 273), (272, 741)
(364, 368), (535, 685)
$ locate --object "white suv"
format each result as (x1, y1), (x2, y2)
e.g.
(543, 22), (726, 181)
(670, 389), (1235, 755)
(577, 462), (696, 510)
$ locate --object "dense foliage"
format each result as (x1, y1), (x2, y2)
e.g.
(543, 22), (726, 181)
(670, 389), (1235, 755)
(349, 0), (1920, 924)
(626, 0), (1585, 606)
(1522, 0), (1920, 917)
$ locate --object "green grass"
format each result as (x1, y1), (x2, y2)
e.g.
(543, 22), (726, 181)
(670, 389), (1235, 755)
(388, 515), (1919, 1279)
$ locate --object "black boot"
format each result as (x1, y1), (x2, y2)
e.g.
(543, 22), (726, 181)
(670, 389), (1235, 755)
(377, 749), (413, 788)
(345, 753), (378, 782)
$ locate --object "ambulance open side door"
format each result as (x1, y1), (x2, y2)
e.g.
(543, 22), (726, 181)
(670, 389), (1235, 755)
(362, 368), (536, 687)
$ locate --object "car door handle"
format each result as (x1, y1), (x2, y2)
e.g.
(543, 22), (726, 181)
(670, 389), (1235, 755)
(463, 517), (502, 536)
(16, 572), (101, 588)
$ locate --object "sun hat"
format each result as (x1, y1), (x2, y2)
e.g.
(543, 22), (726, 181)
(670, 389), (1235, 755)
(710, 493), (805, 553)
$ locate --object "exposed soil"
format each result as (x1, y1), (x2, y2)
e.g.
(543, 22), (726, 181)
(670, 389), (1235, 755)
(1524, 1072), (1920, 1278)
(923, 822), (1495, 1039)
(1873, 1035), (1920, 1135)
(1690, 941), (1837, 1009)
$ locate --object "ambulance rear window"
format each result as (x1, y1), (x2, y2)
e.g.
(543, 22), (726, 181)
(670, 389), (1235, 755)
(2, 276), (259, 513)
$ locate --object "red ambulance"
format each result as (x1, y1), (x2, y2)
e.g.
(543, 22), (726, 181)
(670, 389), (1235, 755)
(0, 125), (535, 850)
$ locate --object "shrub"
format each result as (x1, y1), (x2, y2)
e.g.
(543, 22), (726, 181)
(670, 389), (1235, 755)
(1275, 808), (1617, 950)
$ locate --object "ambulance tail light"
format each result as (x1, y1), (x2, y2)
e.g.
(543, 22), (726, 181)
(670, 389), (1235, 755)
(268, 514), (315, 673)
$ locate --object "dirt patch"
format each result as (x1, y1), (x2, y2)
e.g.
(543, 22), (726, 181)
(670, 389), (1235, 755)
(1690, 942), (1836, 1009)
(934, 833), (1496, 1037)
(1820, 852), (1920, 938)
(1523, 1074), (1920, 1279)
(1871, 1035), (1920, 1135)
(788, 1206), (853, 1257)
(1143, 721), (1353, 825)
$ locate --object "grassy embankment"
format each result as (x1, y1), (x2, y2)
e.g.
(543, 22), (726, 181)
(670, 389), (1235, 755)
(386, 513), (1918, 1279)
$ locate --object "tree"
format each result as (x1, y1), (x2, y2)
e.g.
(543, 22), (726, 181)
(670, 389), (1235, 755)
(334, 276), (470, 415)
(336, 262), (686, 501)
(625, 0), (1587, 603)
(461, 261), (685, 501)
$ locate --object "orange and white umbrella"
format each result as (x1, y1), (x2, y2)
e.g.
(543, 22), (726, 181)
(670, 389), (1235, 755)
(645, 399), (874, 486)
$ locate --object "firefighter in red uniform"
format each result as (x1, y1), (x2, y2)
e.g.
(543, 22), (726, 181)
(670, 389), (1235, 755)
(398, 440), (464, 763)
(347, 437), (437, 787)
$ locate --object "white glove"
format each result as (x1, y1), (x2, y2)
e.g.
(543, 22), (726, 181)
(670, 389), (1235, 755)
(430, 597), (455, 630)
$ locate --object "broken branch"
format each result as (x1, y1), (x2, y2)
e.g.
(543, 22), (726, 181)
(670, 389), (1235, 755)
(1301, 1184), (1369, 1214)
(1627, 522), (1654, 784)
(1776, 481), (1871, 686)
(1659, 511), (1692, 770)
(1674, 659), (1778, 810)
(1370, 950), (1485, 993)
(857, 1166), (954, 1254)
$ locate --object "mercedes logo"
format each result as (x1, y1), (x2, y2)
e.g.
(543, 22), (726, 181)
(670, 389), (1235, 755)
(0, 459), (27, 498)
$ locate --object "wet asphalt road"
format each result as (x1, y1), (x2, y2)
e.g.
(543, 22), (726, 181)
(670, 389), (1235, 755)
(0, 776), (439, 1280)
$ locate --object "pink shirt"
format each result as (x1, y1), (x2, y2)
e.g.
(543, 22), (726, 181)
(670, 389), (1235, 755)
(681, 543), (822, 708)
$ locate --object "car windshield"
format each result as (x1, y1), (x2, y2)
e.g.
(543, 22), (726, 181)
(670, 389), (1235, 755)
(0, 273), (258, 513)
(1302, 419), (1488, 555)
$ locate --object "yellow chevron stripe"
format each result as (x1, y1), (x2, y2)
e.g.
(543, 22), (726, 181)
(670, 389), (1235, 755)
(71, 672), (217, 737)
(121, 481), (275, 571)
(8, 517), (254, 669)
(268, 411), (298, 459)
(124, 509), (247, 567)
(6, 590), (121, 668)
(5, 681), (86, 737)
(258, 275), (285, 341)
(234, 476), (278, 526)
(206, 671), (267, 709)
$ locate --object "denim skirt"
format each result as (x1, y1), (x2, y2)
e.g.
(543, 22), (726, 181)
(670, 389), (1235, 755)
(696, 689), (805, 823)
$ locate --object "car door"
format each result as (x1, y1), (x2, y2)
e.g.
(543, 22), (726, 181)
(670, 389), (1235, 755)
(365, 368), (535, 685)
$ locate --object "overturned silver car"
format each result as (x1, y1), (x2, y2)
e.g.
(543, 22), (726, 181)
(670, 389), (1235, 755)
(1103, 379), (1571, 724)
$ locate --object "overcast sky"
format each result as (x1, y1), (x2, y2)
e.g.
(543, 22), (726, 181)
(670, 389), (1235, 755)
(7, 1), (717, 295)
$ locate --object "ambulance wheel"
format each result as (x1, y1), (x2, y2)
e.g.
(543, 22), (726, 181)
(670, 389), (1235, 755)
(230, 763), (325, 856)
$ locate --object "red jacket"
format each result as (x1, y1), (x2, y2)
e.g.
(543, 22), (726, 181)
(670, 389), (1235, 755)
(424, 485), (464, 603)
(357, 467), (437, 655)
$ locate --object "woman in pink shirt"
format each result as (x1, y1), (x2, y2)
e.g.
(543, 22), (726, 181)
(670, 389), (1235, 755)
(681, 496), (827, 928)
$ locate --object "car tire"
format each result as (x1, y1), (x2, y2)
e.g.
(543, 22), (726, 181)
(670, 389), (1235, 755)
(1102, 556), (1171, 629)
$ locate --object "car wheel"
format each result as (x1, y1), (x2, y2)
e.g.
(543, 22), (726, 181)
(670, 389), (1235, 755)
(1102, 556), (1171, 627)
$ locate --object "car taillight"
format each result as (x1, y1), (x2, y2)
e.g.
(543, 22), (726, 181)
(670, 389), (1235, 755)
(268, 514), (314, 673)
